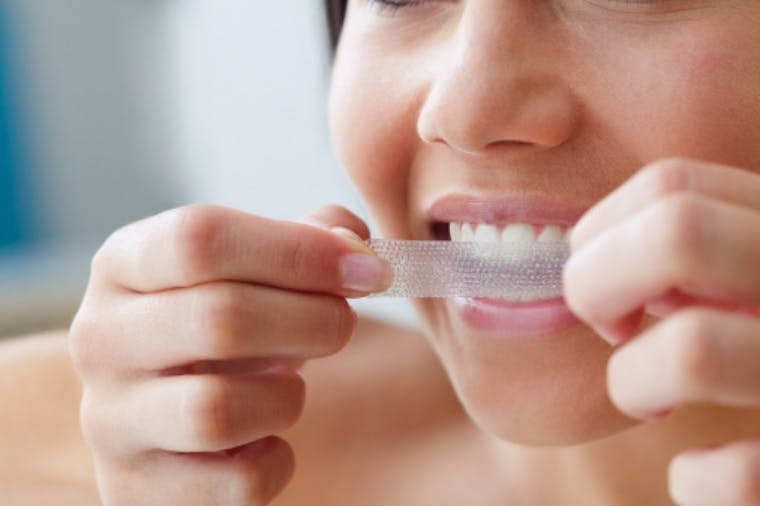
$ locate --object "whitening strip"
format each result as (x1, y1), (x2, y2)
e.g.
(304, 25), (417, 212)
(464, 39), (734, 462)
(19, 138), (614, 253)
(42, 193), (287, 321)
(366, 239), (569, 300)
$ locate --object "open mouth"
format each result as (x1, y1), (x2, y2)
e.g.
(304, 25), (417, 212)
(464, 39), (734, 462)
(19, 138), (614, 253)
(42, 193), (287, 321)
(427, 222), (579, 335)
(423, 194), (584, 336)
(422, 221), (571, 304)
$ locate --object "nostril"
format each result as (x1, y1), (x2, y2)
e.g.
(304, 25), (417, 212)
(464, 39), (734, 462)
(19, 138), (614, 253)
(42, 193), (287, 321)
(487, 139), (534, 150)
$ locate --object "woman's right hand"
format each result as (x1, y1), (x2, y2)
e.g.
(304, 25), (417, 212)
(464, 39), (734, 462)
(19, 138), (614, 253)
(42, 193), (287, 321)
(68, 204), (391, 505)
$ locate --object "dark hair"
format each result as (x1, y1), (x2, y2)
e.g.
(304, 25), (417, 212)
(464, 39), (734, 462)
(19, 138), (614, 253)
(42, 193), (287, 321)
(325, 0), (347, 49)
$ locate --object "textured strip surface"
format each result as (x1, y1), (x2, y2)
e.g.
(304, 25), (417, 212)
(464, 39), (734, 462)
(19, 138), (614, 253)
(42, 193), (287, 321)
(367, 239), (569, 299)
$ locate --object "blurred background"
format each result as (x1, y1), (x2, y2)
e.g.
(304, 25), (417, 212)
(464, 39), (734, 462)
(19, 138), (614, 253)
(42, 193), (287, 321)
(0, 0), (415, 338)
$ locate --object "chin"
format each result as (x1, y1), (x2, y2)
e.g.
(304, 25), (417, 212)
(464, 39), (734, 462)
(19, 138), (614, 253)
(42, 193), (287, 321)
(454, 370), (639, 446)
(416, 298), (638, 446)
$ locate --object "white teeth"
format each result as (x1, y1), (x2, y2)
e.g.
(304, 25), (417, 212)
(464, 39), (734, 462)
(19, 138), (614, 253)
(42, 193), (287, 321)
(474, 224), (501, 242)
(537, 225), (563, 243)
(449, 222), (462, 241)
(448, 222), (570, 244)
(461, 223), (475, 241)
(564, 226), (574, 243)
(501, 224), (535, 243)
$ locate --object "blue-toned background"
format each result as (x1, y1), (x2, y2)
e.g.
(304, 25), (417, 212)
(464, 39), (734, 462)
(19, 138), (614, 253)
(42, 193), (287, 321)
(0, 4), (30, 250)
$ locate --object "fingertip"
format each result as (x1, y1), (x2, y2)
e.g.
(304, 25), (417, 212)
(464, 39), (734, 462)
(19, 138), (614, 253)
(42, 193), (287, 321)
(595, 323), (630, 346)
(330, 226), (373, 253)
(567, 219), (590, 253)
(298, 205), (371, 239)
(667, 444), (720, 505)
(340, 252), (393, 294)
(591, 309), (645, 346)
(566, 223), (582, 252)
(233, 436), (296, 504)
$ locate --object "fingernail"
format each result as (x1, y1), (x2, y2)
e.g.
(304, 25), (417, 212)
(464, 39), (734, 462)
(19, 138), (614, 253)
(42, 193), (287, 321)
(340, 253), (391, 293)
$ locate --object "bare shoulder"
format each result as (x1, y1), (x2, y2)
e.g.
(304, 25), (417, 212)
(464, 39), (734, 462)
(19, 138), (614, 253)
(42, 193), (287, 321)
(301, 315), (460, 424)
(288, 315), (463, 444)
(0, 332), (99, 505)
(276, 315), (469, 506)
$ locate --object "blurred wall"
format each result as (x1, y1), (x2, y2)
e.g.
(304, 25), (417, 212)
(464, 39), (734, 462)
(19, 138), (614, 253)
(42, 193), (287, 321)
(165, 0), (361, 219)
(10, 0), (180, 244)
(0, 1), (416, 336)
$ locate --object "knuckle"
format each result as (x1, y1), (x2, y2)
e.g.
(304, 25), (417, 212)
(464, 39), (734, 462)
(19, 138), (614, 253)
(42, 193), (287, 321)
(183, 377), (235, 449)
(315, 297), (356, 355)
(194, 285), (247, 357)
(333, 299), (357, 350)
(225, 439), (295, 505)
(68, 309), (103, 374)
(260, 374), (306, 432)
(735, 445), (760, 504)
(90, 221), (135, 279)
(262, 374), (306, 432)
(90, 232), (130, 283)
(667, 310), (720, 394)
(90, 241), (112, 278)
(172, 204), (226, 281)
(226, 463), (269, 505)
(79, 392), (109, 448)
(655, 194), (706, 278)
(278, 375), (306, 429)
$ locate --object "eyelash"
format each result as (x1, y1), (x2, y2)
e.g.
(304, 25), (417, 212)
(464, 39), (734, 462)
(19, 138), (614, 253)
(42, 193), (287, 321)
(599, 0), (667, 4)
(367, 0), (432, 15)
(368, 0), (671, 15)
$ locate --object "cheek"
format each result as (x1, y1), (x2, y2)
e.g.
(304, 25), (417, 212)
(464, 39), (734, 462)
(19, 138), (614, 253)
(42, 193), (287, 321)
(662, 30), (760, 167)
(596, 25), (760, 169)
(329, 48), (424, 237)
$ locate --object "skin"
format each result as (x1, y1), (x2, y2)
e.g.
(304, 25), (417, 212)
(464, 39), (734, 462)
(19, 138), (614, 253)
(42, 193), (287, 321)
(0, 334), (98, 505)
(3, 0), (760, 504)
(330, 0), (760, 503)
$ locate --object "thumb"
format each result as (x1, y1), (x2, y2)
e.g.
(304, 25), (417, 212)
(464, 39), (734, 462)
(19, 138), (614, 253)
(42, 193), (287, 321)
(300, 205), (392, 294)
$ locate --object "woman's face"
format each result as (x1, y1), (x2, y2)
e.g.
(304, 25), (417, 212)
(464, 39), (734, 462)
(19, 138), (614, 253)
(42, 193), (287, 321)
(329, 0), (760, 444)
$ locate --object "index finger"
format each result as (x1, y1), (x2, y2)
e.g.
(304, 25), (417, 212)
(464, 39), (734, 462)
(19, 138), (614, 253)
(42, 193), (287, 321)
(571, 158), (760, 251)
(93, 204), (391, 296)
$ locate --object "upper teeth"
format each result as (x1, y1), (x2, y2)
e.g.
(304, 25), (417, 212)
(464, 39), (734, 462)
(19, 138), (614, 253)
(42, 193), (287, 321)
(449, 222), (571, 244)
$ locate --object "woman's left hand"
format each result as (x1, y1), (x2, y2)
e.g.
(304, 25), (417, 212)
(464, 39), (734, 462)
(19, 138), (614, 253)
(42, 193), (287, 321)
(563, 158), (760, 506)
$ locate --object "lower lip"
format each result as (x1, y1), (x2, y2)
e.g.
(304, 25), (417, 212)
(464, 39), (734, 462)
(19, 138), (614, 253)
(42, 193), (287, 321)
(452, 296), (581, 337)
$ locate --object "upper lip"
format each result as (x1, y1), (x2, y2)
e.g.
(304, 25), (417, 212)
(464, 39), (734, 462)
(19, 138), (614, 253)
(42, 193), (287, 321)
(425, 191), (591, 228)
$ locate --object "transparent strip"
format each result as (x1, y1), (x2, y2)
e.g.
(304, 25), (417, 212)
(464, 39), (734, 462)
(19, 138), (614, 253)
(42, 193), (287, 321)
(366, 239), (569, 300)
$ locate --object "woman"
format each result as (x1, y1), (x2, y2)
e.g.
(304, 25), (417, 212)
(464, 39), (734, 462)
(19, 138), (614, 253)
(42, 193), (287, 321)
(5, 0), (760, 504)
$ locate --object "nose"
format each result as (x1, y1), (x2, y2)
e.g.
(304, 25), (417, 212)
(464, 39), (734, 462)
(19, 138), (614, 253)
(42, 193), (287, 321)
(417, 2), (580, 156)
